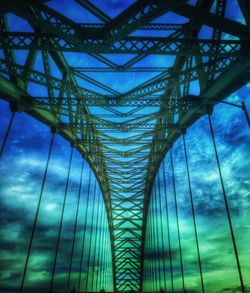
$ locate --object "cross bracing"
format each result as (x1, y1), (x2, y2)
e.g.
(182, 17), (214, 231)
(0, 0), (250, 292)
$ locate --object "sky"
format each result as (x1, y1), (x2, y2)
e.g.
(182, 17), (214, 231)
(0, 100), (113, 292)
(143, 85), (250, 292)
(1, 85), (249, 292)
(0, 0), (250, 292)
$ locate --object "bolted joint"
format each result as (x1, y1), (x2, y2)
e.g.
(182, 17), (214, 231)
(9, 96), (32, 113)
(180, 127), (187, 136)
(51, 126), (60, 134)
(9, 101), (18, 113)
(198, 103), (214, 116)
(70, 141), (78, 148)
(205, 104), (214, 116)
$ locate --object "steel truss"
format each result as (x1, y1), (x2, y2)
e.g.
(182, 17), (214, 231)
(0, 0), (250, 291)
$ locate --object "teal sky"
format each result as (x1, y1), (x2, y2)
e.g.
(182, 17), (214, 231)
(143, 85), (250, 292)
(0, 100), (113, 292)
(1, 84), (249, 292)
(0, 0), (250, 292)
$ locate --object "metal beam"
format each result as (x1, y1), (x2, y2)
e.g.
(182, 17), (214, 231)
(1, 33), (246, 55)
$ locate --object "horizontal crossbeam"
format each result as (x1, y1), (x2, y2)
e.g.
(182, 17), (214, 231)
(1, 33), (246, 55)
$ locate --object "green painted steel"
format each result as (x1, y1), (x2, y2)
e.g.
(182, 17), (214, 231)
(0, 0), (249, 291)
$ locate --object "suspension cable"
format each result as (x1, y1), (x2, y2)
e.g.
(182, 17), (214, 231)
(154, 183), (161, 290)
(162, 159), (174, 292)
(208, 115), (245, 293)
(100, 221), (106, 290)
(104, 229), (108, 290)
(0, 110), (15, 160)
(151, 185), (159, 291)
(149, 211), (154, 293)
(149, 206), (155, 293)
(220, 100), (250, 128)
(98, 205), (105, 291)
(78, 170), (92, 291)
(95, 204), (104, 291)
(183, 134), (205, 293)
(20, 132), (55, 292)
(49, 146), (74, 292)
(242, 101), (250, 128)
(85, 180), (97, 292)
(90, 189), (101, 291)
(67, 159), (85, 291)
(170, 149), (185, 292)
(157, 172), (167, 291)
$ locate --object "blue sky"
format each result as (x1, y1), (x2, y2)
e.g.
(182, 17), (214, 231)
(0, 0), (249, 292)
(143, 84), (250, 292)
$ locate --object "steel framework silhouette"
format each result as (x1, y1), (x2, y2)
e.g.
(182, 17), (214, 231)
(0, 0), (250, 291)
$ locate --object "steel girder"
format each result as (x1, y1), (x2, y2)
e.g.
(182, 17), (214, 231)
(0, 0), (250, 292)
(1, 33), (247, 55)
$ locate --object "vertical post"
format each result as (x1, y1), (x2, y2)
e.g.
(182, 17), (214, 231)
(162, 159), (174, 292)
(49, 146), (74, 293)
(0, 110), (15, 160)
(183, 134), (205, 293)
(67, 159), (85, 291)
(78, 170), (92, 291)
(170, 149), (185, 292)
(208, 115), (245, 293)
(20, 132), (55, 292)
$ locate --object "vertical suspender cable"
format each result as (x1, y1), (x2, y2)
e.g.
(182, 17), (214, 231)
(95, 204), (104, 291)
(152, 186), (160, 291)
(85, 180), (97, 292)
(143, 221), (147, 292)
(67, 159), (85, 291)
(20, 132), (55, 292)
(97, 205), (105, 289)
(99, 206), (106, 291)
(151, 186), (156, 290)
(183, 135), (204, 293)
(221, 100), (250, 129)
(49, 146), (74, 293)
(242, 101), (250, 128)
(158, 173), (167, 291)
(100, 223), (106, 290)
(170, 149), (185, 292)
(208, 115), (245, 293)
(149, 207), (155, 293)
(0, 111), (15, 160)
(105, 222), (109, 290)
(90, 190), (101, 291)
(145, 219), (150, 292)
(78, 170), (92, 291)
(154, 184), (161, 290)
(147, 206), (152, 292)
(149, 213), (154, 293)
(151, 187), (156, 291)
(104, 230), (108, 290)
(162, 159), (174, 292)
